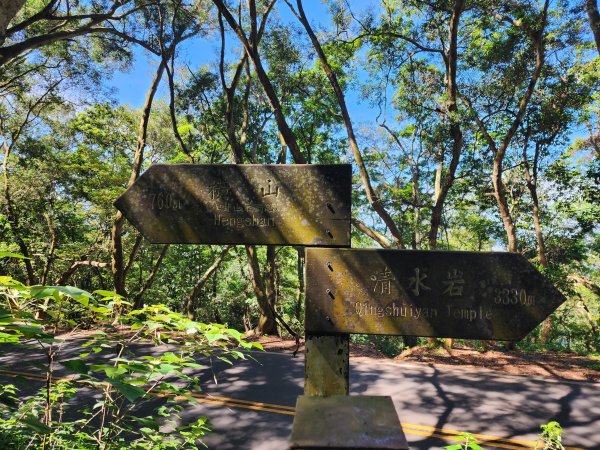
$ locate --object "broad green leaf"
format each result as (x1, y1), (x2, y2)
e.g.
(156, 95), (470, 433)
(63, 359), (89, 374)
(0, 332), (19, 343)
(93, 289), (123, 298)
(0, 251), (30, 259)
(205, 333), (227, 343)
(88, 305), (111, 314)
(105, 366), (128, 377)
(107, 378), (145, 402)
(157, 364), (178, 375)
(6, 324), (51, 339)
(30, 286), (93, 306)
(21, 415), (53, 434)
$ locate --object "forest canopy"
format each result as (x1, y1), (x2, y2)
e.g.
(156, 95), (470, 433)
(1, 0), (599, 353)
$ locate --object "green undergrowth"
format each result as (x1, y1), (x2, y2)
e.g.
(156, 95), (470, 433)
(0, 273), (262, 449)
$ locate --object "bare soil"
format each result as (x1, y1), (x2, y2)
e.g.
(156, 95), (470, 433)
(249, 336), (600, 383)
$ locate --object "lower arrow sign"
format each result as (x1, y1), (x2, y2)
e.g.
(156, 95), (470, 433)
(305, 249), (566, 340)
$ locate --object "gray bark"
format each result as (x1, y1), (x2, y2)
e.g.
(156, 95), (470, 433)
(0, 0), (25, 45)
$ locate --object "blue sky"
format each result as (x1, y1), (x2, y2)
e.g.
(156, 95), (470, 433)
(104, 1), (377, 123)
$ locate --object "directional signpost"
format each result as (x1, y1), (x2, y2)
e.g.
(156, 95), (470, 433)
(115, 164), (352, 246)
(305, 248), (566, 340)
(115, 164), (568, 450)
(302, 248), (567, 404)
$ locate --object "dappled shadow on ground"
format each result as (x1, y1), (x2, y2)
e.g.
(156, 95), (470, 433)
(398, 346), (600, 382)
(1, 341), (599, 449)
(351, 357), (599, 449)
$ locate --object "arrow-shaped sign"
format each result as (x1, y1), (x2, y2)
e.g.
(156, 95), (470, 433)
(114, 164), (352, 246)
(305, 248), (566, 340)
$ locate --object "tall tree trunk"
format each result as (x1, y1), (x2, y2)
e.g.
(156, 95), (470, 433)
(492, 158), (519, 253)
(213, 0), (305, 164)
(41, 213), (57, 285)
(428, 0), (465, 251)
(587, 0), (600, 55)
(216, 14), (286, 335)
(184, 245), (232, 319)
(132, 245), (169, 310)
(245, 245), (277, 335)
(0, 0), (26, 45)
(111, 57), (167, 297)
(295, 247), (304, 322)
(523, 140), (548, 267)
(291, 0), (405, 248)
(465, 6), (547, 254)
(523, 138), (551, 342)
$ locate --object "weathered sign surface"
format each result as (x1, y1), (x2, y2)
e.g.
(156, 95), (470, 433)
(114, 164), (351, 246)
(305, 248), (566, 340)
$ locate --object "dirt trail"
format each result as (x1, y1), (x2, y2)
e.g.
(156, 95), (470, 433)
(250, 336), (600, 383)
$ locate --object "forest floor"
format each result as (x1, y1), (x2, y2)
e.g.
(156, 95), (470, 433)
(249, 336), (600, 383)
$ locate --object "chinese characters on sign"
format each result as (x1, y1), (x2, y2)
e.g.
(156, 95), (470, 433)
(305, 248), (566, 340)
(114, 164), (352, 246)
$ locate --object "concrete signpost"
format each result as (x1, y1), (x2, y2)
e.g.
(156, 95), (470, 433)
(304, 248), (565, 340)
(300, 248), (567, 417)
(116, 163), (567, 450)
(114, 164), (352, 246)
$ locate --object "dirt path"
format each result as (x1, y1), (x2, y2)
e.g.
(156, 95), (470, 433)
(250, 336), (600, 383)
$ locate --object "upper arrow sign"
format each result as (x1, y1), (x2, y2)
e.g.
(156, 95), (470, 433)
(114, 164), (352, 246)
(305, 248), (566, 340)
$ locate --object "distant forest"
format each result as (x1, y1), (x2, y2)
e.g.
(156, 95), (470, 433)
(1, 0), (599, 354)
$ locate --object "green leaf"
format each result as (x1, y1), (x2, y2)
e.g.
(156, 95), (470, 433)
(205, 333), (227, 343)
(63, 359), (89, 374)
(88, 305), (111, 314)
(157, 364), (178, 375)
(133, 416), (160, 430)
(93, 289), (123, 298)
(21, 415), (53, 434)
(30, 286), (93, 306)
(6, 323), (52, 339)
(0, 332), (19, 343)
(107, 378), (145, 402)
(0, 251), (30, 260)
(104, 366), (127, 378)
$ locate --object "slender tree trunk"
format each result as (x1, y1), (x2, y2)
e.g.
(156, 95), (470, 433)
(523, 139), (551, 342)
(213, 0), (305, 164)
(184, 245), (232, 319)
(41, 213), (57, 285)
(466, 3), (548, 255)
(295, 247), (304, 322)
(245, 245), (277, 335)
(132, 245), (169, 310)
(493, 157), (519, 253)
(411, 165), (420, 249)
(165, 59), (194, 162)
(351, 218), (391, 248)
(523, 141), (548, 267)
(428, 0), (465, 251)
(291, 0), (404, 248)
(111, 57), (167, 297)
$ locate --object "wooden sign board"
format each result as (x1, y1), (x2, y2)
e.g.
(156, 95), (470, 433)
(305, 248), (566, 340)
(115, 164), (352, 246)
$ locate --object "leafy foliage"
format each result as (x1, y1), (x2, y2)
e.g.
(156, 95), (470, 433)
(0, 271), (261, 449)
